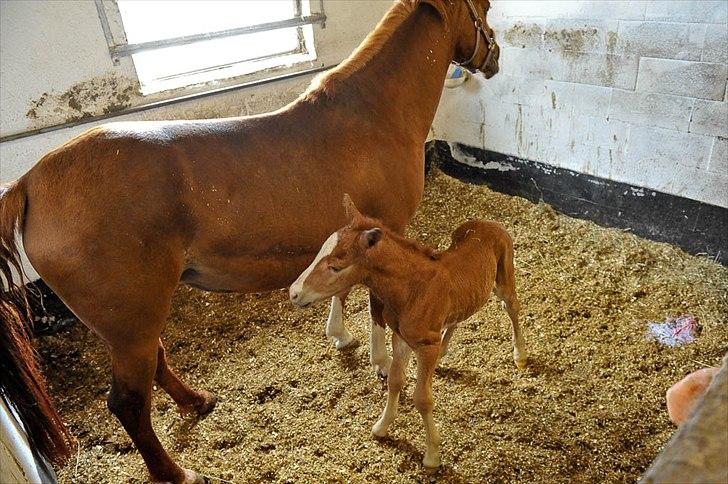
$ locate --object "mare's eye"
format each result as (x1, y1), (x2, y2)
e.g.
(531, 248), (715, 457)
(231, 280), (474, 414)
(329, 265), (341, 273)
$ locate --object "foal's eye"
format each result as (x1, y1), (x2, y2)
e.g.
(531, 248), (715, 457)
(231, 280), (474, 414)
(329, 265), (341, 273)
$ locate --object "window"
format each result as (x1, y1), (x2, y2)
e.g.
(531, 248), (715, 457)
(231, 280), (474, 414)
(96, 0), (324, 94)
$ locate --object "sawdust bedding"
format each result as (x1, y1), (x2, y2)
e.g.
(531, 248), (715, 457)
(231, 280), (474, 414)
(38, 168), (727, 483)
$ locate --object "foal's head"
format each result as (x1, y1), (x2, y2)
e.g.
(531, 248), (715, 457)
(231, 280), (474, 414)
(289, 195), (383, 308)
(449, 0), (500, 78)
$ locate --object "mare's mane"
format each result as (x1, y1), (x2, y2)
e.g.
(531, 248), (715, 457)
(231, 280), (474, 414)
(303, 0), (452, 100)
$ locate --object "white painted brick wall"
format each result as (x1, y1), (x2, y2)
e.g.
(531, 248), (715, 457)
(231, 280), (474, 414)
(433, 0), (728, 208)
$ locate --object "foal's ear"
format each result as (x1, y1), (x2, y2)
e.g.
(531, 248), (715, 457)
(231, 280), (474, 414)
(343, 193), (362, 221)
(358, 228), (382, 250)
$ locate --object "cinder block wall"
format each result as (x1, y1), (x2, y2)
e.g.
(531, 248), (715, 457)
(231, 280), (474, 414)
(432, 0), (727, 208)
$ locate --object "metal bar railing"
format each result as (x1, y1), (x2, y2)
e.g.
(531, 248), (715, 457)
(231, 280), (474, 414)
(109, 13), (326, 58)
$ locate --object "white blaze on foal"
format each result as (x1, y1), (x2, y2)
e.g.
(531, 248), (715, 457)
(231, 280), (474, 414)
(290, 232), (339, 302)
(290, 232), (354, 349)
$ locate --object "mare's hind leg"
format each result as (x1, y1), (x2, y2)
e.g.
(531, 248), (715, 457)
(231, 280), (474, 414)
(495, 257), (527, 369)
(108, 341), (202, 484)
(156, 340), (217, 417)
(26, 241), (203, 482)
(369, 293), (392, 377)
(325, 291), (354, 349)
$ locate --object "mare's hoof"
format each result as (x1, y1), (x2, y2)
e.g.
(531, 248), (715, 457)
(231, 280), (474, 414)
(371, 421), (388, 438)
(183, 468), (207, 484)
(151, 468), (205, 484)
(333, 332), (355, 350)
(195, 391), (218, 416)
(373, 357), (392, 378)
(423, 454), (441, 469)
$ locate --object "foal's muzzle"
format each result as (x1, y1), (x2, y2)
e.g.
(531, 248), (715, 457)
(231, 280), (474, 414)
(289, 288), (312, 308)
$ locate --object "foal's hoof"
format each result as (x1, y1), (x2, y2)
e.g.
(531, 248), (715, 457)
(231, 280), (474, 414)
(152, 468), (206, 484)
(180, 392), (218, 418)
(515, 357), (528, 370)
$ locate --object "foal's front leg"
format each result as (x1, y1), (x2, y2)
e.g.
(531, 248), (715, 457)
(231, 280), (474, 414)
(369, 293), (392, 377)
(325, 292), (354, 349)
(413, 344), (441, 468)
(372, 333), (412, 437)
(438, 326), (457, 362)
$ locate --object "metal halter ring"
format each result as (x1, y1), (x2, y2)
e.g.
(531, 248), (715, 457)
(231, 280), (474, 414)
(455, 0), (496, 71)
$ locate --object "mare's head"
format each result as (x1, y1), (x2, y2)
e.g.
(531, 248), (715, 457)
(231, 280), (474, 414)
(289, 195), (383, 308)
(448, 0), (500, 78)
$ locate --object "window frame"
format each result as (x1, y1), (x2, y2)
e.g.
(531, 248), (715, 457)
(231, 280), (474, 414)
(94, 0), (326, 91)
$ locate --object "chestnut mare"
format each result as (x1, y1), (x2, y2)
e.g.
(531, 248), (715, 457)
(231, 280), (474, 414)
(0, 0), (499, 482)
(290, 195), (526, 467)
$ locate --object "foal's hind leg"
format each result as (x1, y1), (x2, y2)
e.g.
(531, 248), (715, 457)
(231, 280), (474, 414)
(156, 340), (217, 417)
(325, 291), (354, 349)
(412, 344), (441, 468)
(495, 254), (527, 369)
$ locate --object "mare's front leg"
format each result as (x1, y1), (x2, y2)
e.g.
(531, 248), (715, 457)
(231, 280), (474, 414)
(369, 292), (392, 377)
(325, 292), (355, 349)
(372, 333), (412, 437)
(413, 344), (442, 468)
(155, 339), (218, 417)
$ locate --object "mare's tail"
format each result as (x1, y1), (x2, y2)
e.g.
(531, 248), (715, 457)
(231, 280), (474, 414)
(0, 178), (72, 466)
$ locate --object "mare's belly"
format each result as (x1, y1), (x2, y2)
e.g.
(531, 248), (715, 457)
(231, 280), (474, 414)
(180, 252), (316, 293)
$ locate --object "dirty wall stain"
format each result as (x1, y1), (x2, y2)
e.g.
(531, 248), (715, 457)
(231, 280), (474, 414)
(26, 74), (140, 126)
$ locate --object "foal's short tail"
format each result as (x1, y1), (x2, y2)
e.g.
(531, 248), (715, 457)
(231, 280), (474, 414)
(0, 179), (72, 466)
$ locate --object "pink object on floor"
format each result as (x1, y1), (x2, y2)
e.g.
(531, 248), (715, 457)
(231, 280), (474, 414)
(646, 314), (700, 347)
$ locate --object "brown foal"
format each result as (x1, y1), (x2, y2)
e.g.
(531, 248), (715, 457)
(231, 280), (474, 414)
(1, 1), (500, 481)
(290, 195), (527, 467)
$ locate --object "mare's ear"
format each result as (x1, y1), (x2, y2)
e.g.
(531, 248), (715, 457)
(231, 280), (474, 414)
(343, 193), (362, 221)
(358, 228), (382, 250)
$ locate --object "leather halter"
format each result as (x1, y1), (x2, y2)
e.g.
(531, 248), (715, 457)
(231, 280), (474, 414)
(454, 0), (496, 71)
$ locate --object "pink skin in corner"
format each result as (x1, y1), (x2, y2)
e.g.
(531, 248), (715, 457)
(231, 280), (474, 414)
(666, 367), (720, 426)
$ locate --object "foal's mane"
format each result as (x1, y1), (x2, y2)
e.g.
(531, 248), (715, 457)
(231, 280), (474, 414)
(353, 216), (440, 261)
(389, 229), (440, 261)
(303, 0), (452, 100)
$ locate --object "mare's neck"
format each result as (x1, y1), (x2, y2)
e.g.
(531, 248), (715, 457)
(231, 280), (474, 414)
(336, 4), (454, 142)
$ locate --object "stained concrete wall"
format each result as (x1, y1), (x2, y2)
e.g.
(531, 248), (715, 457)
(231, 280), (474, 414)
(432, 0), (728, 208)
(0, 0), (391, 280)
(0, 0), (392, 181)
(0, 0), (392, 137)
